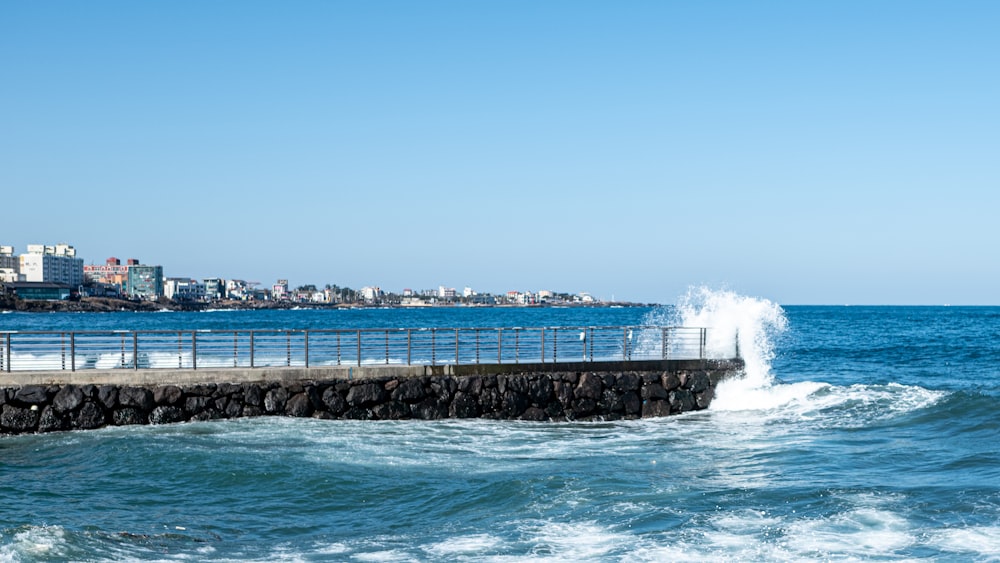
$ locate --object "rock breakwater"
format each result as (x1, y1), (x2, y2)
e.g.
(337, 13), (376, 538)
(0, 367), (734, 435)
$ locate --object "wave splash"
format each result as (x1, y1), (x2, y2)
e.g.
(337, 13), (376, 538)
(647, 287), (792, 411)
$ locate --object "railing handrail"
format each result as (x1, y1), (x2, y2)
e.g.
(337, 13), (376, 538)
(0, 325), (737, 373)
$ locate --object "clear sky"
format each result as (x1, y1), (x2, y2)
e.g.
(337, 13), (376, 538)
(2, 1), (997, 305)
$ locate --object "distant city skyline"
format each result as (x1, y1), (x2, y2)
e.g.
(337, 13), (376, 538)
(2, 2), (997, 305)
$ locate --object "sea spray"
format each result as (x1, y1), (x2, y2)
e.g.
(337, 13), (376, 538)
(645, 287), (789, 410)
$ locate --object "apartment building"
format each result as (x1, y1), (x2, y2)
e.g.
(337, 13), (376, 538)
(18, 243), (84, 286)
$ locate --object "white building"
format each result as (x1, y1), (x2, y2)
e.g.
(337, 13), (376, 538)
(272, 279), (289, 301)
(226, 280), (253, 300)
(0, 245), (18, 282)
(360, 286), (382, 302)
(463, 287), (475, 298)
(18, 243), (84, 286)
(164, 278), (206, 301)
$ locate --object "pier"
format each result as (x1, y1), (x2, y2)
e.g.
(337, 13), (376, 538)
(1, 325), (744, 434)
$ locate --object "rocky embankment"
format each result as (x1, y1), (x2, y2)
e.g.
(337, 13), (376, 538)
(0, 369), (725, 435)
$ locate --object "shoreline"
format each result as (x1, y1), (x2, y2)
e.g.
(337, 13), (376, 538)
(1, 296), (657, 314)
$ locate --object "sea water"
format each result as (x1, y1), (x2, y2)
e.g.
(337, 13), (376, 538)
(2, 291), (1000, 561)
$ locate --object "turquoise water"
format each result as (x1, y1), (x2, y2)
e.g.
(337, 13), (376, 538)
(2, 298), (1000, 561)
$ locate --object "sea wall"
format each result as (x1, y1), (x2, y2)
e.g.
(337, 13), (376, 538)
(0, 362), (741, 435)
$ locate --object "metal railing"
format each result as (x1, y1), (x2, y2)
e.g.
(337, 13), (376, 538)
(0, 326), (734, 372)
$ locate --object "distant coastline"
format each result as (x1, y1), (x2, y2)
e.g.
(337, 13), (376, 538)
(0, 296), (655, 313)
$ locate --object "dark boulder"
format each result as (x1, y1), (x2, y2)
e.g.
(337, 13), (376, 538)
(149, 406), (186, 425)
(213, 396), (229, 413)
(97, 386), (119, 410)
(501, 390), (529, 418)
(614, 373), (641, 393)
(669, 389), (695, 413)
(2, 404), (39, 432)
(74, 401), (105, 429)
(343, 406), (373, 420)
(553, 381), (574, 410)
(527, 376), (554, 405)
(574, 373), (603, 400)
(642, 383), (668, 401)
(53, 385), (84, 413)
(346, 383), (386, 407)
(600, 389), (625, 413)
(264, 387), (289, 413)
(457, 376), (482, 395)
(520, 407), (547, 422)
(321, 387), (346, 415)
(154, 385), (183, 406)
(285, 393), (312, 417)
(372, 401), (409, 420)
(38, 406), (66, 432)
(622, 392), (642, 415)
(695, 387), (714, 409)
(449, 391), (480, 418)
(191, 409), (221, 421)
(478, 387), (503, 414)
(411, 397), (447, 420)
(687, 372), (711, 394)
(573, 397), (597, 417)
(429, 377), (456, 402)
(218, 383), (242, 396)
(183, 384), (217, 397)
(661, 373), (681, 391)
(392, 379), (425, 403)
(119, 387), (154, 412)
(243, 384), (263, 407)
(224, 398), (244, 418)
(185, 396), (211, 415)
(113, 407), (146, 426)
(641, 399), (671, 418)
(14, 386), (49, 405)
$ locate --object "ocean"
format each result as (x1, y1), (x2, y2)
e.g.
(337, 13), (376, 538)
(2, 290), (999, 561)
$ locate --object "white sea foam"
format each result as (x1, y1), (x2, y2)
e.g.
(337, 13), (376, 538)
(0, 526), (69, 562)
(930, 526), (1000, 558)
(423, 534), (501, 557)
(506, 521), (628, 562)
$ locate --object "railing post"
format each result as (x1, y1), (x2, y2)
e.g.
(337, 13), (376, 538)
(497, 328), (502, 364)
(431, 328), (436, 366)
(357, 329), (362, 367)
(61, 332), (66, 371)
(623, 327), (628, 362)
(407, 329), (412, 365)
(589, 327), (594, 362)
(3, 332), (8, 372)
(70, 332), (76, 372)
(541, 328), (546, 363)
(250, 330), (256, 368)
(336, 331), (342, 366)
(385, 330), (389, 365)
(455, 329), (460, 366)
(700, 328), (706, 359)
(662, 327), (667, 360)
(553, 327), (560, 362)
(735, 329), (740, 359)
(514, 329), (519, 364)
(133, 332), (138, 370)
(192, 331), (198, 370)
(234, 332), (238, 368)
(475, 329), (480, 364)
(286, 331), (292, 367)
(178, 331), (183, 368)
(305, 330), (310, 368)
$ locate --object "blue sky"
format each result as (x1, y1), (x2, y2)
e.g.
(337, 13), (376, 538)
(2, 1), (997, 305)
